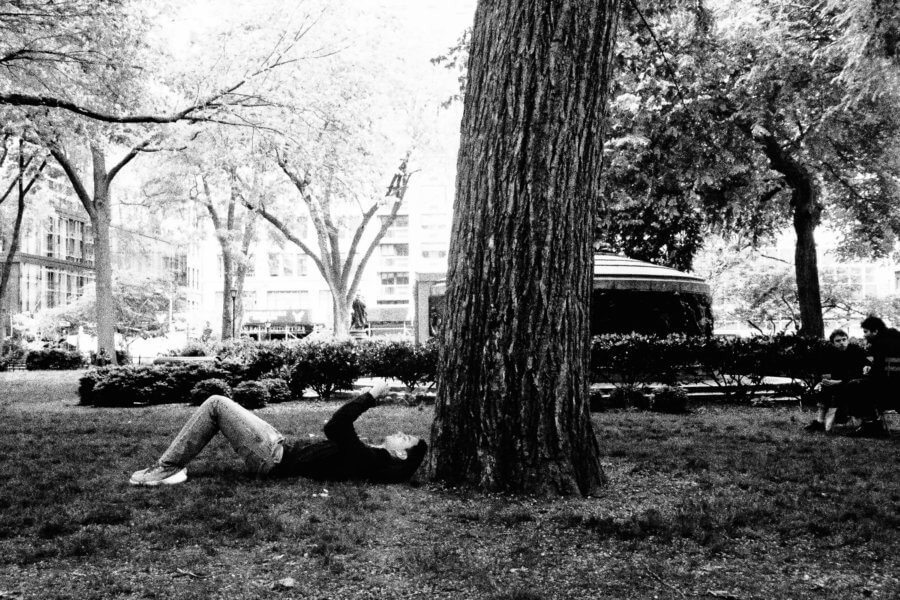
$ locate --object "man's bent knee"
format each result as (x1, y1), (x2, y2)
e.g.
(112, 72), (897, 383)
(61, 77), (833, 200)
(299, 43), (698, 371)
(202, 394), (235, 413)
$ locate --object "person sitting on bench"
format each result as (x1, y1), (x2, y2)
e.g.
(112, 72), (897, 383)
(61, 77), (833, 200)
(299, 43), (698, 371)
(129, 381), (427, 486)
(805, 328), (868, 432)
(838, 316), (900, 438)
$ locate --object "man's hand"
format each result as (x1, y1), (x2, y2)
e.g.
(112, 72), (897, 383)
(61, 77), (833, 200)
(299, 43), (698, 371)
(368, 380), (391, 402)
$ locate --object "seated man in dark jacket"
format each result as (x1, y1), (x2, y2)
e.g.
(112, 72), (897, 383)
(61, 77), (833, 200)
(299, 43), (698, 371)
(805, 328), (869, 432)
(130, 381), (427, 486)
(840, 316), (900, 437)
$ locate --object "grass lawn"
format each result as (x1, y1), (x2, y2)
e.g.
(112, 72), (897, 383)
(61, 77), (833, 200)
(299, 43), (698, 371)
(1, 370), (898, 600)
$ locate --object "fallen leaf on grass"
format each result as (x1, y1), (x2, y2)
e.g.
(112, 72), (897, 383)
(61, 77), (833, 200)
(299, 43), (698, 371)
(273, 577), (297, 590)
(174, 568), (207, 579)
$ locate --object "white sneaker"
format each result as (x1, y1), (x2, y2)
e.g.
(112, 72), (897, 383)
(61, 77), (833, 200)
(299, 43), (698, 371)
(129, 465), (187, 486)
(824, 407), (838, 432)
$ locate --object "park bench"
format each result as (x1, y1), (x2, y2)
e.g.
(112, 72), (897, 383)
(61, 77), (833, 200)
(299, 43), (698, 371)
(879, 356), (900, 433)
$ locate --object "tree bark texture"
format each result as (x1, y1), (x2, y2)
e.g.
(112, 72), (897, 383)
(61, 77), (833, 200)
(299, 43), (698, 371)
(758, 135), (824, 338)
(429, 0), (619, 496)
(206, 180), (253, 340)
(90, 149), (118, 362)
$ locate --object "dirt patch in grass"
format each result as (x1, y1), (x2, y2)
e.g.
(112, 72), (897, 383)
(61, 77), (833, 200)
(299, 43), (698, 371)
(0, 371), (898, 599)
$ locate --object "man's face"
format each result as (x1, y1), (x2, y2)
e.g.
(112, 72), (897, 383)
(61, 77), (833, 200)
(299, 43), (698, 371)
(863, 328), (877, 343)
(832, 335), (849, 350)
(382, 432), (419, 459)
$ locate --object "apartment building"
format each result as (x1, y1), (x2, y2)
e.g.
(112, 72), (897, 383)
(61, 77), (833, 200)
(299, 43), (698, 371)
(0, 205), (96, 336)
(367, 179), (454, 335)
(0, 199), (199, 340)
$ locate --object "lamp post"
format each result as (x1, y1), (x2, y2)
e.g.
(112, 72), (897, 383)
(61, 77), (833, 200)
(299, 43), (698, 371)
(230, 289), (237, 339)
(265, 321), (271, 342)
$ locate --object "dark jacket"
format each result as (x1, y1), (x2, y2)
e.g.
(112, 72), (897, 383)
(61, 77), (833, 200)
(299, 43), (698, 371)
(824, 343), (869, 382)
(268, 392), (427, 483)
(868, 327), (900, 381)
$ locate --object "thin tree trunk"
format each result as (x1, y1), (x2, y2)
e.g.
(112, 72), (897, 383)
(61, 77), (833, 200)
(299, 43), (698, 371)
(0, 175), (26, 341)
(89, 148), (118, 363)
(332, 286), (351, 337)
(429, 0), (619, 496)
(221, 253), (235, 339)
(257, 156), (414, 338)
(792, 186), (824, 338)
(91, 190), (118, 363)
(0, 144), (46, 340)
(47, 139), (150, 364)
(757, 134), (824, 338)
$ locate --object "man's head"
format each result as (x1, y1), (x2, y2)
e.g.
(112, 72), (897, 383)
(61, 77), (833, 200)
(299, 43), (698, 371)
(829, 329), (849, 349)
(861, 316), (887, 342)
(380, 432), (421, 459)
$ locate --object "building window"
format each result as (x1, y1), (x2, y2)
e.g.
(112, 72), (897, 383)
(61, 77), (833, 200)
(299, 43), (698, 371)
(379, 243), (409, 257)
(45, 269), (61, 308)
(267, 290), (307, 310)
(379, 271), (410, 298)
(421, 249), (448, 259)
(378, 215), (409, 236)
(45, 217), (58, 258)
(269, 252), (281, 277)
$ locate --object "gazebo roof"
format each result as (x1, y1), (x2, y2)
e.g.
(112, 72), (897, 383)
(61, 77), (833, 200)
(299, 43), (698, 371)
(593, 253), (709, 294)
(424, 254), (710, 296)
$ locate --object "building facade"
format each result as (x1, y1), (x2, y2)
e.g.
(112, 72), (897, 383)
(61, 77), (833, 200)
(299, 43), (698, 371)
(0, 206), (96, 335)
(196, 174), (456, 340)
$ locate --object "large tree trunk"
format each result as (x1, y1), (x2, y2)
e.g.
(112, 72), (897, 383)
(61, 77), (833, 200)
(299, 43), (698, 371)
(757, 135), (824, 338)
(428, 0), (619, 496)
(91, 150), (118, 363)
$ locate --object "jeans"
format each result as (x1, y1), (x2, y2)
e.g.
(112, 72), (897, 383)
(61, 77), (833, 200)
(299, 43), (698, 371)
(158, 395), (285, 475)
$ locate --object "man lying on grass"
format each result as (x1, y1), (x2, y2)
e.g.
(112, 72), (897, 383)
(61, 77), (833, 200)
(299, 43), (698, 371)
(129, 381), (427, 486)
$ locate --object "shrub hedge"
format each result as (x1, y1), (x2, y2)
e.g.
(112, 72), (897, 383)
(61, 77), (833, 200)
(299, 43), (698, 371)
(590, 334), (829, 402)
(358, 337), (439, 392)
(232, 381), (269, 409)
(189, 379), (233, 406)
(76, 334), (836, 408)
(26, 348), (84, 370)
(0, 338), (27, 371)
(80, 364), (235, 407)
(260, 378), (292, 404)
(289, 339), (360, 400)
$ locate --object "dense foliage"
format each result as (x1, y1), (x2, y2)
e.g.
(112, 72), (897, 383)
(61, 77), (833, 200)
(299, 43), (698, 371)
(189, 379), (233, 406)
(76, 335), (845, 408)
(288, 340), (361, 401)
(78, 338), (438, 406)
(358, 338), (439, 393)
(79, 364), (236, 407)
(0, 338), (27, 371)
(590, 333), (833, 401)
(25, 348), (84, 370)
(232, 381), (269, 410)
